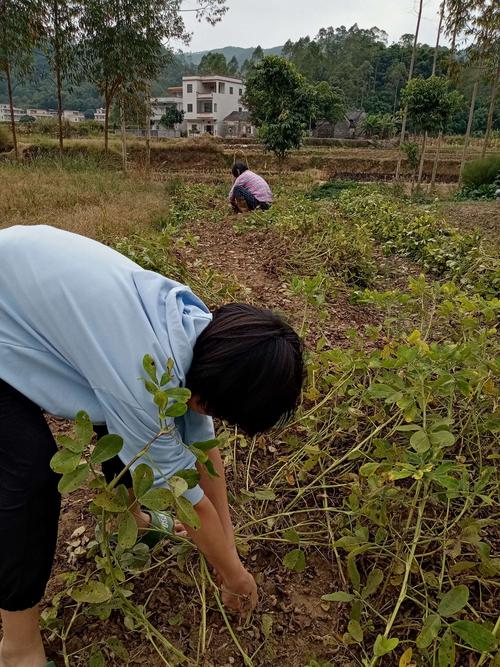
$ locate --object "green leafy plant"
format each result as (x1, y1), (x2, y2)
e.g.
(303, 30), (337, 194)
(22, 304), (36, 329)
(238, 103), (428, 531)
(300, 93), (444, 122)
(45, 355), (219, 664)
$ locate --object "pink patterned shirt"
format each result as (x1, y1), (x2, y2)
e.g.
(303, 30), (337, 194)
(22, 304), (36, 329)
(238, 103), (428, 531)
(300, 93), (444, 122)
(229, 170), (273, 203)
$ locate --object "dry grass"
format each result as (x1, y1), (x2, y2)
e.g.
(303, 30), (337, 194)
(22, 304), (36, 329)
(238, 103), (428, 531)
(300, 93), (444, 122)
(0, 161), (170, 239)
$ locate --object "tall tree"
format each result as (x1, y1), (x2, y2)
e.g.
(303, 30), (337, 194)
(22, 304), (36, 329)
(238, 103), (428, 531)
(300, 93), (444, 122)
(401, 76), (462, 186)
(458, 0), (496, 178)
(41, 0), (80, 155)
(198, 52), (229, 76)
(0, 0), (42, 160)
(472, 0), (499, 157)
(395, 0), (424, 180)
(80, 0), (227, 155)
(243, 56), (316, 159)
(429, 1), (446, 191)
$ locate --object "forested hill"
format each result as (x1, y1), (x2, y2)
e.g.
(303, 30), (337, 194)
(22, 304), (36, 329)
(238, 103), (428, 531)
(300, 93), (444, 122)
(185, 45), (282, 66)
(0, 25), (495, 133)
(0, 45), (282, 114)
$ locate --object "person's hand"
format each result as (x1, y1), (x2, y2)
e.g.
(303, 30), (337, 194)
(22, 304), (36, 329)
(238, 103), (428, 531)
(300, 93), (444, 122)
(174, 520), (188, 538)
(221, 567), (258, 613)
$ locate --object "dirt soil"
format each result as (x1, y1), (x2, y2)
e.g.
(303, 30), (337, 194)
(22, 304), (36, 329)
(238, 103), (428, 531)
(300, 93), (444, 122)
(42, 211), (422, 667)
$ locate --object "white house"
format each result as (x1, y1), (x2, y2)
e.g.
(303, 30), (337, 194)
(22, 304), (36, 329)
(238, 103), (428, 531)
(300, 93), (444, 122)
(0, 104), (25, 123)
(26, 108), (57, 120)
(63, 110), (85, 123)
(182, 75), (246, 137)
(94, 108), (106, 122)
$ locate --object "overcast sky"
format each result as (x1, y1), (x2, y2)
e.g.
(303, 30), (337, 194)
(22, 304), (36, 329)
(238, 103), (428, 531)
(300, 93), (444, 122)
(178, 0), (448, 53)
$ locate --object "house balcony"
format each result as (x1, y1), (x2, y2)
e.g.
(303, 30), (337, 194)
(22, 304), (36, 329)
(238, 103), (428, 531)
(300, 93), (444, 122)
(197, 92), (215, 100)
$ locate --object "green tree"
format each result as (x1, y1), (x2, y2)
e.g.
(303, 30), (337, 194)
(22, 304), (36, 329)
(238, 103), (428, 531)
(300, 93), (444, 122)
(395, 0), (424, 179)
(401, 76), (462, 185)
(312, 80), (345, 128)
(0, 0), (42, 160)
(362, 112), (397, 138)
(160, 106), (183, 129)
(198, 52), (229, 75)
(80, 0), (227, 157)
(41, 0), (81, 155)
(243, 56), (315, 159)
(227, 55), (240, 76)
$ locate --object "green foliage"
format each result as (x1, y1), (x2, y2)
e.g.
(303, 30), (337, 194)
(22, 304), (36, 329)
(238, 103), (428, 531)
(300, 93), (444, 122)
(337, 189), (499, 296)
(307, 180), (359, 200)
(306, 272), (498, 664)
(362, 113), (397, 138)
(0, 124), (11, 150)
(461, 154), (500, 187)
(197, 51), (235, 76)
(402, 141), (420, 170)
(46, 355), (220, 663)
(312, 81), (345, 126)
(243, 56), (315, 158)
(401, 76), (463, 134)
(159, 106), (184, 129)
(455, 182), (498, 201)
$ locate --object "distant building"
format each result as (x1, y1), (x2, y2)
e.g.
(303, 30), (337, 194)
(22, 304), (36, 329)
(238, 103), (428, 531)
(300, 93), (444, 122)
(94, 108), (106, 123)
(223, 111), (256, 138)
(0, 104), (25, 123)
(26, 108), (57, 120)
(63, 110), (85, 123)
(182, 75), (246, 137)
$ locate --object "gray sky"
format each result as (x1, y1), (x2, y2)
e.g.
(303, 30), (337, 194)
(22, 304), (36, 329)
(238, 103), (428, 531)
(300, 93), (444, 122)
(178, 0), (448, 53)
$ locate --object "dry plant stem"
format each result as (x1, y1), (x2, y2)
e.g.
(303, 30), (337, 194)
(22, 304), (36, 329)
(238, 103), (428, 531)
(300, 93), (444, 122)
(369, 480), (428, 667)
(200, 558), (254, 667)
(285, 414), (399, 512)
(322, 468), (347, 586)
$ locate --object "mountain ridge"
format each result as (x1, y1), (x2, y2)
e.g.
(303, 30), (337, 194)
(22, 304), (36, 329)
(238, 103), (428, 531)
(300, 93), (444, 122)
(183, 45), (283, 66)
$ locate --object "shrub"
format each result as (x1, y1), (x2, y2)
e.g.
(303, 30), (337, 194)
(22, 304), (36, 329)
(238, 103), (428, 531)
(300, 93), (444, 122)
(0, 124), (11, 151)
(362, 113), (397, 139)
(461, 154), (500, 187)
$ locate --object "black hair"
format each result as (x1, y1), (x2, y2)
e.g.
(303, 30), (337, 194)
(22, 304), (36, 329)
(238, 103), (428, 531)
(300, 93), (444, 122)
(231, 162), (248, 178)
(186, 303), (304, 436)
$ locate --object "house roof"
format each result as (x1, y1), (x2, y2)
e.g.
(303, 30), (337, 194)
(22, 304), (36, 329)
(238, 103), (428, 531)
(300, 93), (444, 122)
(183, 75), (243, 84)
(224, 111), (251, 122)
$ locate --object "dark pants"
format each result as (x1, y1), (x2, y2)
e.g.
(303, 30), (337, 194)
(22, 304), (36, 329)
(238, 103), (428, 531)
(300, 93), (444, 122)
(0, 378), (127, 611)
(232, 185), (271, 212)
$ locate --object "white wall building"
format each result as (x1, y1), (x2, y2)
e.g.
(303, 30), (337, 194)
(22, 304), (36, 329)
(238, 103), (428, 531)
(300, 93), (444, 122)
(26, 108), (57, 120)
(182, 75), (245, 137)
(63, 110), (85, 122)
(0, 104), (25, 123)
(94, 108), (106, 122)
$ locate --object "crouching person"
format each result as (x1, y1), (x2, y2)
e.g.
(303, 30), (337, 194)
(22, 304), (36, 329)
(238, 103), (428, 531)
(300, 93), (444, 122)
(0, 224), (304, 667)
(229, 162), (273, 213)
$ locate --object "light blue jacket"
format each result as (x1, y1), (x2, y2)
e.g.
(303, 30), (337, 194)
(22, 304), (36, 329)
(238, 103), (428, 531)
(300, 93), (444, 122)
(0, 225), (214, 504)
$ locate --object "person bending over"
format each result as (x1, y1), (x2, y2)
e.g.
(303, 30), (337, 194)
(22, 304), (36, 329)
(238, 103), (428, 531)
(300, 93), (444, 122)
(228, 162), (273, 213)
(0, 225), (303, 667)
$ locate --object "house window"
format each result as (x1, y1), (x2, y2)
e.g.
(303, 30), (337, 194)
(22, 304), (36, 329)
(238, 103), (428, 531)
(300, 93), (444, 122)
(187, 104), (193, 112)
(239, 88), (242, 95)
(239, 107), (242, 113)
(187, 84), (193, 93)
(218, 82), (225, 93)
(230, 87), (234, 94)
(191, 124), (198, 132)
(246, 126), (252, 134)
(214, 103), (217, 112)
